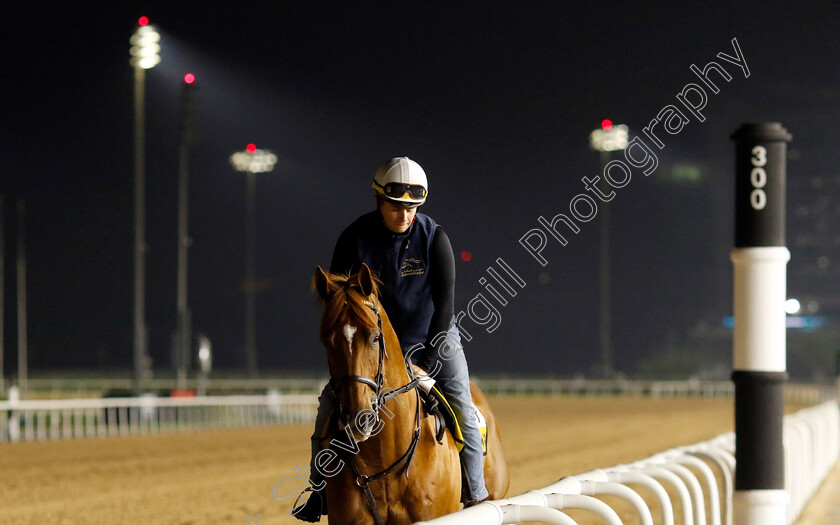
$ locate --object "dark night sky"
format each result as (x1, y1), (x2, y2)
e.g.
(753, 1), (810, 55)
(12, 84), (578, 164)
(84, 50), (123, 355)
(2, 2), (839, 377)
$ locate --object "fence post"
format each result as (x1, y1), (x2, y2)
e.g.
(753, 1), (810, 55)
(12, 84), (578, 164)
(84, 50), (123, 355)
(730, 122), (792, 525)
(8, 385), (20, 442)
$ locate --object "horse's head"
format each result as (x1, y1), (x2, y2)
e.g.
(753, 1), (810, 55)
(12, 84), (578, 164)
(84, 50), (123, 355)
(313, 263), (391, 442)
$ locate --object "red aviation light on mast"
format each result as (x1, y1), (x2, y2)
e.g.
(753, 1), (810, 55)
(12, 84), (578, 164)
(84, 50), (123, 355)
(138, 16), (150, 26)
(601, 119), (613, 130)
(184, 73), (196, 84)
(246, 143), (257, 154)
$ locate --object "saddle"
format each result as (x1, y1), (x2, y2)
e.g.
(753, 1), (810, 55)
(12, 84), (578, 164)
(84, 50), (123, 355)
(319, 379), (488, 456)
(417, 381), (488, 456)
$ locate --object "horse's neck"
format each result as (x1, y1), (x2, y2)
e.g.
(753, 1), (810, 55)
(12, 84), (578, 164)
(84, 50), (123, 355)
(378, 309), (413, 414)
(384, 356), (417, 423)
(374, 324), (418, 446)
(382, 354), (415, 423)
(353, 364), (415, 473)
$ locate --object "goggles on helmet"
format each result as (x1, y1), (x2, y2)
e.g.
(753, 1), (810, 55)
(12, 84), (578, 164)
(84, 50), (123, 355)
(374, 181), (428, 200)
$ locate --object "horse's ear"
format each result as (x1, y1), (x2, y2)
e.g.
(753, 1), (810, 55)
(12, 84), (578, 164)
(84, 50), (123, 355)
(313, 266), (333, 300)
(357, 263), (374, 297)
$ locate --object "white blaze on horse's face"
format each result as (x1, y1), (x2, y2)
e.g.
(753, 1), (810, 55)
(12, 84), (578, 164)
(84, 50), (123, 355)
(333, 321), (381, 442)
(343, 324), (357, 355)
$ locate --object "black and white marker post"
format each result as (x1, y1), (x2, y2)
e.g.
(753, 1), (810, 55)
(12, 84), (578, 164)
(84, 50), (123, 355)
(730, 122), (792, 525)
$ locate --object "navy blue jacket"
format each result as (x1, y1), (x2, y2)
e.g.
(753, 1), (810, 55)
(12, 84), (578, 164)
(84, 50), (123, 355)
(330, 210), (455, 351)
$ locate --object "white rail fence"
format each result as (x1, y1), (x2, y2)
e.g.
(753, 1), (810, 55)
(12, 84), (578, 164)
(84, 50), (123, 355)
(2, 380), (834, 445)
(474, 378), (835, 405)
(17, 376), (837, 405)
(0, 393), (318, 443)
(417, 400), (840, 525)
(20, 375), (328, 397)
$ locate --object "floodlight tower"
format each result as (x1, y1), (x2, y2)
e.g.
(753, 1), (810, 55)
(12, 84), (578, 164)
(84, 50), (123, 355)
(174, 73), (197, 390)
(230, 145), (277, 377)
(0, 195), (4, 394)
(130, 17), (160, 392)
(589, 120), (628, 378)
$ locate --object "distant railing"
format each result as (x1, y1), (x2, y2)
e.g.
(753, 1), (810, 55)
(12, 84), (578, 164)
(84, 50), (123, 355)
(3, 379), (834, 444)
(473, 378), (835, 405)
(17, 375), (328, 398)
(14, 375), (837, 405)
(0, 393), (318, 443)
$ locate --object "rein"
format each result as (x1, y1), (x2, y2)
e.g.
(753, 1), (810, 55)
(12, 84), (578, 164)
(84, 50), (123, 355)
(328, 298), (423, 525)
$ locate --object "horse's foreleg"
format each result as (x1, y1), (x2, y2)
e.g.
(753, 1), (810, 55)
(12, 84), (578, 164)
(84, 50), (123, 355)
(325, 469), (379, 525)
(400, 422), (461, 522)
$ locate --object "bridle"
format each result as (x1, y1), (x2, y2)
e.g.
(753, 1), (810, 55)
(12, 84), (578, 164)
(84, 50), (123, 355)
(328, 299), (388, 414)
(327, 297), (424, 525)
(328, 299), (421, 419)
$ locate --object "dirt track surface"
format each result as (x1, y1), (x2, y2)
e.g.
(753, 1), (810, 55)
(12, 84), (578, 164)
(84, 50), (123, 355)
(0, 396), (808, 524)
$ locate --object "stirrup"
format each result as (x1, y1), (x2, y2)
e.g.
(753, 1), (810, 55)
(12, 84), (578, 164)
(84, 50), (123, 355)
(291, 487), (326, 523)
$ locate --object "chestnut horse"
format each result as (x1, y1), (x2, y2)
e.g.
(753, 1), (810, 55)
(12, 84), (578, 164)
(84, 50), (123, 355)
(312, 263), (508, 524)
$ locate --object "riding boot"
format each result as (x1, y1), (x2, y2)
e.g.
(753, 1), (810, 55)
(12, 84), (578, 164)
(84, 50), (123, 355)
(292, 384), (335, 522)
(463, 496), (488, 508)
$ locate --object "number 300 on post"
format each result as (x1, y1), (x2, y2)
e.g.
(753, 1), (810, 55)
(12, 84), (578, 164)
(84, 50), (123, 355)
(750, 145), (767, 210)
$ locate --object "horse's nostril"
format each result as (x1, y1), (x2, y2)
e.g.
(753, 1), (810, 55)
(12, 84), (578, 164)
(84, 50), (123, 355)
(357, 409), (378, 432)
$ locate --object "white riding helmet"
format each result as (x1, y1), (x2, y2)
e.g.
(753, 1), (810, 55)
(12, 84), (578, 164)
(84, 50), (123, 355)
(372, 157), (428, 207)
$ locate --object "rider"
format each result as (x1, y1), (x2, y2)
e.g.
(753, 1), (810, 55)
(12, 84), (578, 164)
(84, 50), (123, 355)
(293, 157), (488, 522)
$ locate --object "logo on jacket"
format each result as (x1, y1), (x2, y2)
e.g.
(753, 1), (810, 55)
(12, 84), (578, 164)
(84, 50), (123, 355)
(400, 258), (425, 277)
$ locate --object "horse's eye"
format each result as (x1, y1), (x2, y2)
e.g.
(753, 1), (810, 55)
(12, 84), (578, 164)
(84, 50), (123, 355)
(370, 333), (380, 347)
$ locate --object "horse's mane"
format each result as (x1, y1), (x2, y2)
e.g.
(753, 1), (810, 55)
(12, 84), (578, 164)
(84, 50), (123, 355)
(315, 271), (381, 344)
